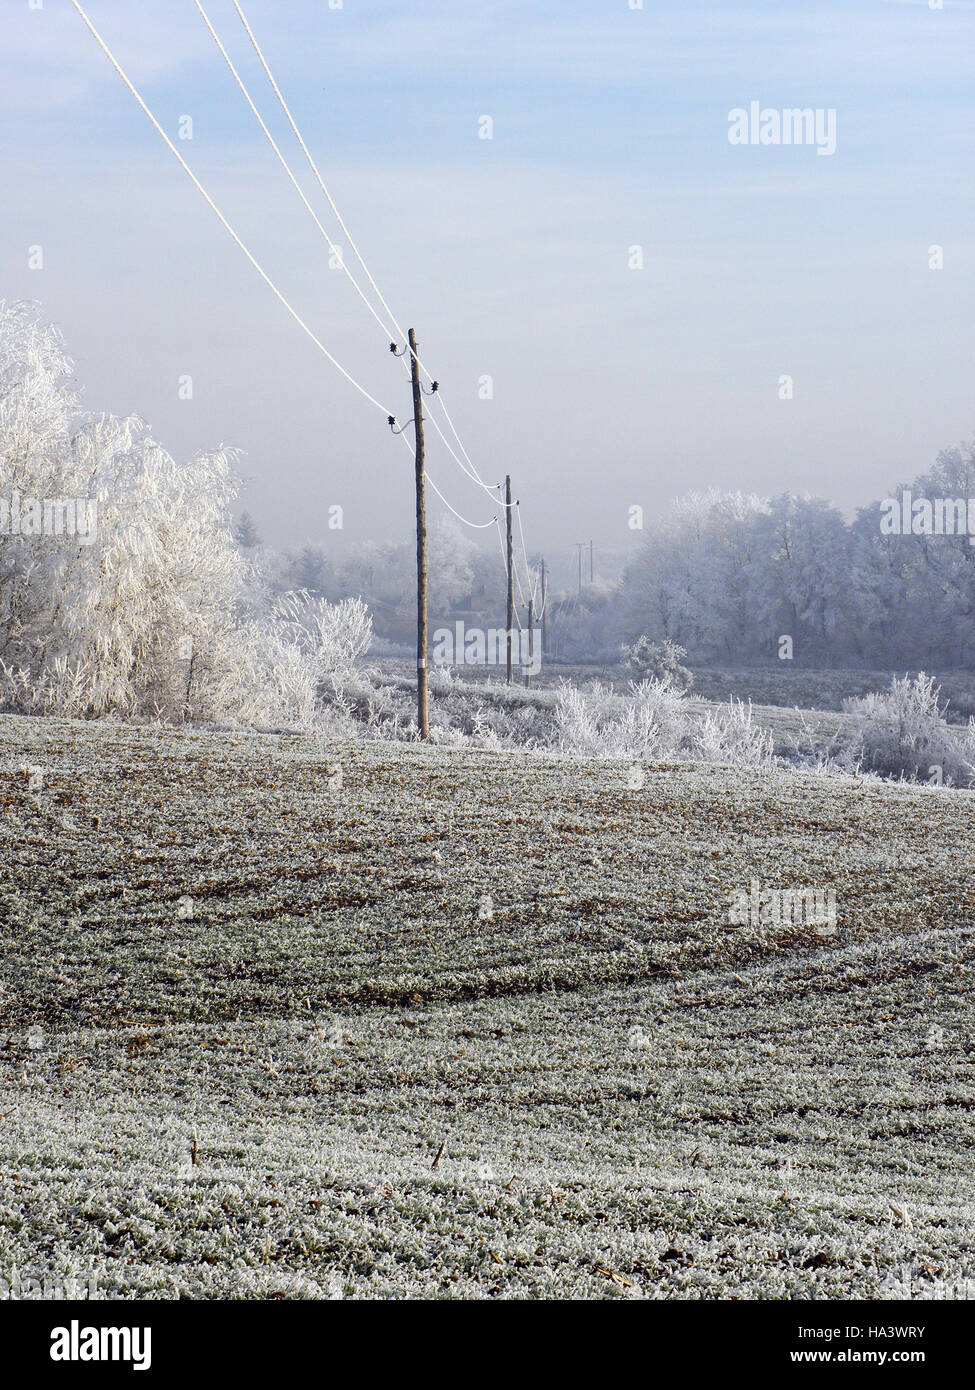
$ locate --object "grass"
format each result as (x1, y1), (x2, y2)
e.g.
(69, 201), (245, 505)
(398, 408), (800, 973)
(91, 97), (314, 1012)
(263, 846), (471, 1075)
(690, 667), (975, 722)
(374, 657), (969, 755)
(709, 700), (849, 754)
(1, 713), (973, 1298)
(409, 658), (975, 722)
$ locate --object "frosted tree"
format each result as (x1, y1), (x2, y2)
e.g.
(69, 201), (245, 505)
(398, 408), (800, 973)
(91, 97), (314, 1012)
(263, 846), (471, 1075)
(427, 515), (477, 615)
(701, 491), (769, 658)
(290, 545), (329, 596)
(620, 490), (768, 659)
(908, 442), (975, 661)
(0, 300), (82, 663)
(849, 502), (918, 664)
(750, 494), (854, 661)
(0, 301), (244, 718)
(233, 510), (261, 548)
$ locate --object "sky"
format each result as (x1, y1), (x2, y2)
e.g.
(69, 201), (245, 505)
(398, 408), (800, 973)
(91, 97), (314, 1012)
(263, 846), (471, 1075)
(3, 0), (974, 561)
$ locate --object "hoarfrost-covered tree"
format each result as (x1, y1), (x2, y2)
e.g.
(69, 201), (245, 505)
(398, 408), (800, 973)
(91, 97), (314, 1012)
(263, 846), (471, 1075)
(427, 515), (477, 614)
(906, 443), (975, 656)
(233, 510), (261, 549)
(620, 490), (768, 659)
(293, 544), (330, 596)
(749, 494), (853, 660)
(0, 302), (375, 726)
(0, 300), (243, 717)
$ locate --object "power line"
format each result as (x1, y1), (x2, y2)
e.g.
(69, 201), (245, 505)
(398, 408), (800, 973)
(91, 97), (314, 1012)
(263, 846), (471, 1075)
(222, 0), (521, 534)
(193, 0), (399, 346)
(231, 0), (515, 509)
(437, 395), (511, 503)
(511, 542), (531, 610)
(391, 431), (497, 529)
(515, 501), (539, 606)
(70, 0), (396, 421)
(73, 0), (498, 536)
(233, 0), (408, 367)
(425, 466), (498, 529)
(493, 517), (524, 631)
(226, 0), (505, 501)
(80, 0), (520, 553)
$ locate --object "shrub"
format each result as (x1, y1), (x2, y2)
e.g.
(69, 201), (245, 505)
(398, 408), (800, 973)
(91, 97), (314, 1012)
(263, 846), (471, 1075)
(202, 593), (372, 730)
(840, 673), (975, 786)
(621, 637), (694, 692)
(552, 678), (772, 766)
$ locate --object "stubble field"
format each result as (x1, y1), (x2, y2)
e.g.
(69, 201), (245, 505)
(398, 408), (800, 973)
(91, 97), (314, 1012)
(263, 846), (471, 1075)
(0, 714), (972, 1298)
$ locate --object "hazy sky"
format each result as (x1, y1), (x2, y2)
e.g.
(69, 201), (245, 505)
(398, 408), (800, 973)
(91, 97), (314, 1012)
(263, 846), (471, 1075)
(3, 0), (974, 557)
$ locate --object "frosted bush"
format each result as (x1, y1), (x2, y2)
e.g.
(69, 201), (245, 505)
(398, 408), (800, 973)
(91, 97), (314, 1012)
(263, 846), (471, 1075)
(203, 594), (372, 731)
(0, 654), (94, 718)
(620, 636), (694, 692)
(691, 699), (774, 767)
(212, 623), (321, 729)
(272, 591), (372, 675)
(289, 667), (775, 767)
(428, 665), (458, 695)
(840, 673), (975, 786)
(551, 684), (601, 755)
(552, 678), (772, 766)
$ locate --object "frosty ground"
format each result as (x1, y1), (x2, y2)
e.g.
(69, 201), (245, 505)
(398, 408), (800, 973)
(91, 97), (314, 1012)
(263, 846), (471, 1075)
(1, 714), (973, 1299)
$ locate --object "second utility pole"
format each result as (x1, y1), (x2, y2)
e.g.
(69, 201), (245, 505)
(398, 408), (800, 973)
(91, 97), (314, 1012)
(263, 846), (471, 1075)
(505, 475), (514, 684)
(539, 557), (546, 661)
(410, 327), (430, 739)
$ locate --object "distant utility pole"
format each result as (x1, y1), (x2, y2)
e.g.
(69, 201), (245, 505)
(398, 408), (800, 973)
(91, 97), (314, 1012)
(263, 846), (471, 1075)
(409, 327), (429, 740)
(539, 558), (546, 661)
(505, 475), (514, 684)
(525, 595), (534, 688)
(589, 539), (594, 584)
(575, 542), (585, 597)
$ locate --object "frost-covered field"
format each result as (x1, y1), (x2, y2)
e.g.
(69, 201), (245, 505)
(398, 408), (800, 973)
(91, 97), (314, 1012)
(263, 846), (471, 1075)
(376, 658), (975, 722)
(1, 714), (973, 1299)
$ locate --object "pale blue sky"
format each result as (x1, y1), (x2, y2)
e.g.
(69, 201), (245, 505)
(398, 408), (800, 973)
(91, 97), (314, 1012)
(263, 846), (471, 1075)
(3, 0), (974, 553)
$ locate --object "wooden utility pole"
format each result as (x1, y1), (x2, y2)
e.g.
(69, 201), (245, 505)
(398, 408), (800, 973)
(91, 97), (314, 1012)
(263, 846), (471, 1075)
(409, 327), (429, 739)
(589, 539), (594, 583)
(575, 542), (585, 597)
(525, 595), (534, 687)
(539, 558), (546, 662)
(505, 475), (514, 684)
